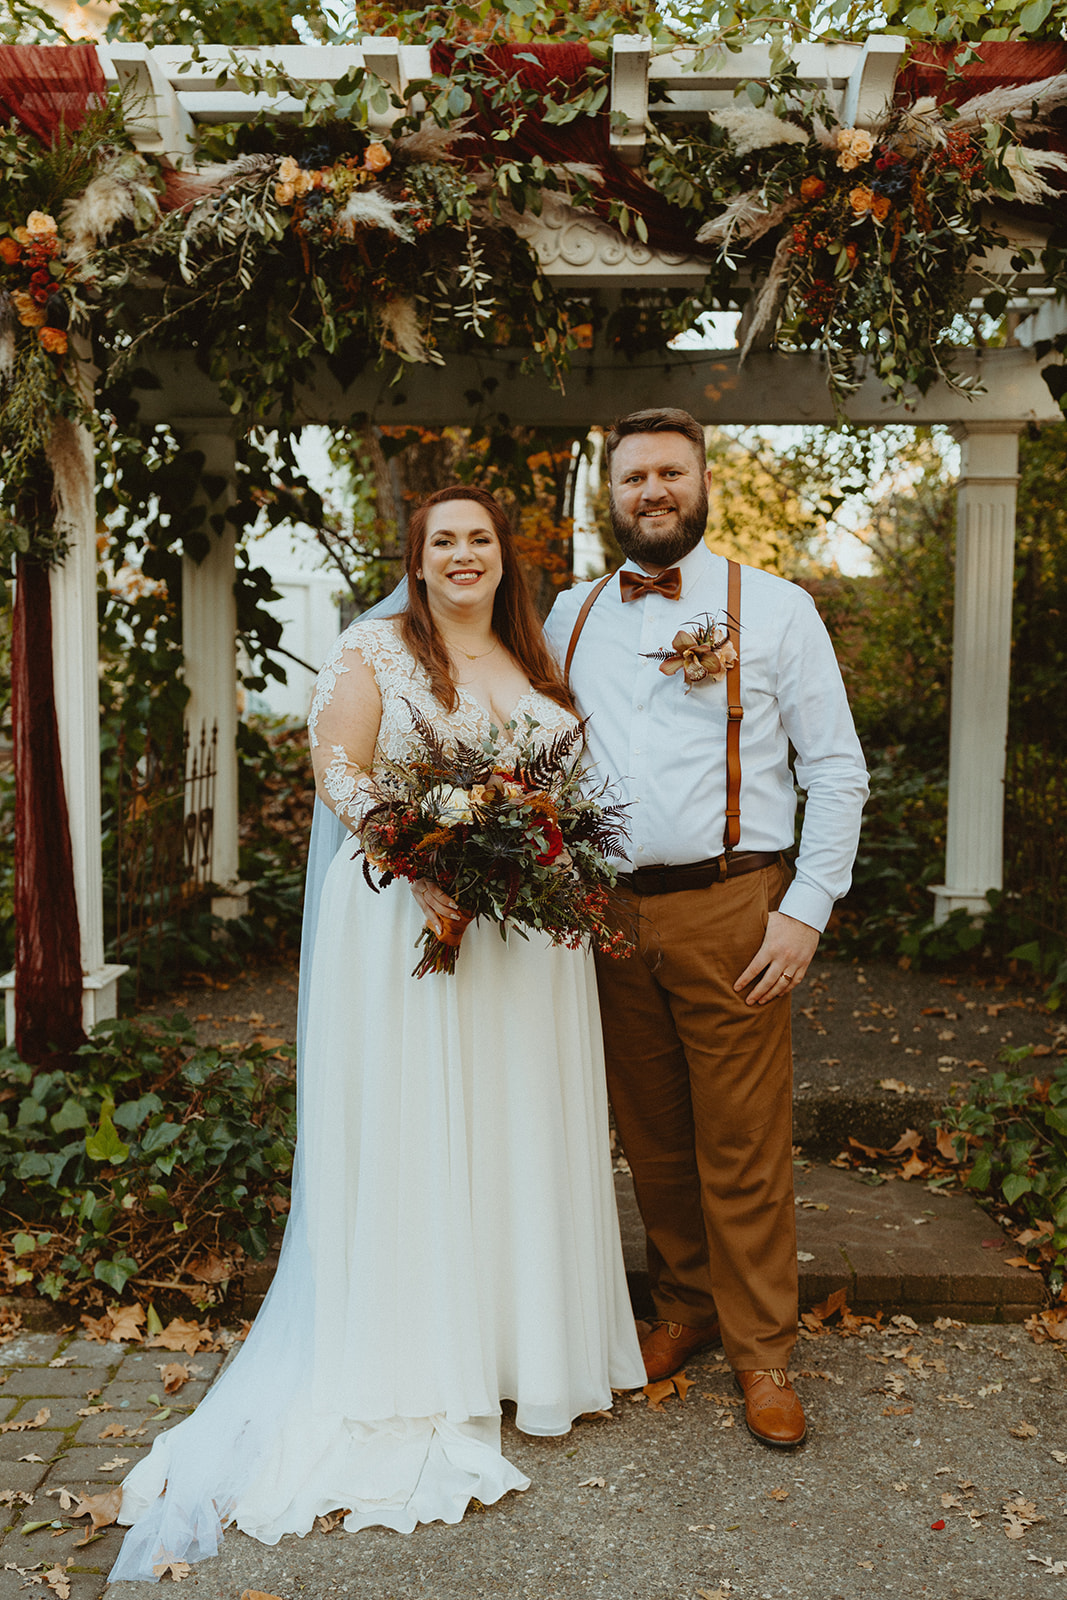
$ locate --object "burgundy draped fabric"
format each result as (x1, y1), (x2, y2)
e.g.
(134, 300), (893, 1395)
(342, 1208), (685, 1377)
(0, 42), (106, 144)
(429, 40), (708, 257)
(12, 554), (86, 1066)
(895, 41), (1067, 108)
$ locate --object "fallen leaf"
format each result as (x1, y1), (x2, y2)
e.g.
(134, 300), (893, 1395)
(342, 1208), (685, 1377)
(888, 1129), (923, 1155)
(145, 1317), (212, 1356)
(978, 1382), (1003, 1397)
(673, 1372), (693, 1403)
(933, 1317), (964, 1331)
(882, 1405), (913, 1416)
(98, 1422), (128, 1440)
(41, 1561), (72, 1599)
(879, 1078), (913, 1094)
(577, 1475), (606, 1488)
(809, 1287), (847, 1322)
(930, 1519), (945, 1531)
(892, 1480), (909, 1492)
(768, 1487), (789, 1501)
(1028, 1555), (1067, 1576)
(941, 1492), (963, 1509)
(848, 1136), (885, 1159)
(857, 1560), (874, 1569)
(72, 1487), (122, 1534)
(241, 1593), (288, 1600)
(108, 1304), (146, 1344)
(0, 1407), (50, 1434)
(157, 1362), (191, 1394)
(99, 1457), (130, 1471)
(938, 1394), (976, 1409)
(153, 1560), (192, 1581)
(900, 1153), (928, 1180)
(315, 1510), (348, 1533)
(1050, 1450), (1067, 1464)
(46, 1358), (72, 1369)
(1010, 1421), (1039, 1438)
(935, 1128), (961, 1163)
(16, 1454), (46, 1464)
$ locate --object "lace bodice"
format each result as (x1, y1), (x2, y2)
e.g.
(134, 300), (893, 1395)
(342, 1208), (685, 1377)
(309, 617), (578, 826)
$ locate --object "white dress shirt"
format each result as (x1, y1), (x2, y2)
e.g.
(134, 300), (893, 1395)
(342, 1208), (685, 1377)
(544, 542), (869, 933)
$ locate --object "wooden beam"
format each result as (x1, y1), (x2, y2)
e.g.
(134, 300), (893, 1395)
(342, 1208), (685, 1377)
(124, 344), (1061, 430)
(841, 36), (907, 129)
(610, 34), (651, 166)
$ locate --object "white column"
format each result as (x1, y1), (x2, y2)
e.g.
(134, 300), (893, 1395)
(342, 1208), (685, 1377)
(180, 430), (245, 912)
(3, 416), (127, 1044)
(930, 424), (1022, 925)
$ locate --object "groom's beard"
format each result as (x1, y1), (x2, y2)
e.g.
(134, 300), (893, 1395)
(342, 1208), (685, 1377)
(609, 485), (709, 568)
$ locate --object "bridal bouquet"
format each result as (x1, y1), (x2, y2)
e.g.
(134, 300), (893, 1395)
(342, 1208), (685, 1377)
(357, 702), (632, 977)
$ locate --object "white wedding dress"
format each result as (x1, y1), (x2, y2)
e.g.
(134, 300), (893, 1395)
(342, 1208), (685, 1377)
(110, 619), (643, 1583)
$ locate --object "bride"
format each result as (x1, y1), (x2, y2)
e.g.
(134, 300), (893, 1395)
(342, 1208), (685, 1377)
(110, 485), (644, 1582)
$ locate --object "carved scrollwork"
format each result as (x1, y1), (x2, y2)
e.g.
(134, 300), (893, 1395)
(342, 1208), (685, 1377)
(511, 197), (704, 280)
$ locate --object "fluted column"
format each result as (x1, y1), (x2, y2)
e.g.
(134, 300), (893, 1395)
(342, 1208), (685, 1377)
(3, 415), (127, 1045)
(180, 430), (243, 905)
(931, 424), (1022, 924)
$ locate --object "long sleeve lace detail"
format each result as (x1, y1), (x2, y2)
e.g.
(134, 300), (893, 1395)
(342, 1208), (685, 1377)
(322, 746), (379, 827)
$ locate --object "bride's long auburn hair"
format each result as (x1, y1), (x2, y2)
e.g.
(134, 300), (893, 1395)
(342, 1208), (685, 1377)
(401, 486), (577, 717)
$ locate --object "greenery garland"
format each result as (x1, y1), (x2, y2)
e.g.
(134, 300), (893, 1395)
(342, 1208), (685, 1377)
(1, 28), (1066, 574)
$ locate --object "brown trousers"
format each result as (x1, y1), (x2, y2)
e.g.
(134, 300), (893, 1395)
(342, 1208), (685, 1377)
(594, 862), (797, 1371)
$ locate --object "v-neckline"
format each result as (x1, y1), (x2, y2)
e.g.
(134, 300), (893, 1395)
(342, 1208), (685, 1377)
(457, 683), (538, 731)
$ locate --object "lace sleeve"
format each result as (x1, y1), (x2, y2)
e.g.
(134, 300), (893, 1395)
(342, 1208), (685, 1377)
(308, 624), (384, 831)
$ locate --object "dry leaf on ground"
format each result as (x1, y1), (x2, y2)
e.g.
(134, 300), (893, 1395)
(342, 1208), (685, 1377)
(41, 1561), (72, 1599)
(145, 1317), (212, 1356)
(100, 1457), (130, 1471)
(1010, 1421), (1039, 1438)
(157, 1362), (191, 1394)
(0, 1407), (50, 1434)
(99, 1422), (128, 1440)
(153, 1560), (193, 1580)
(767, 1488), (789, 1501)
(72, 1487), (122, 1537)
(47, 1357), (72, 1369)
(242, 1592), (287, 1600)
(577, 1476), (606, 1488)
(644, 1375), (689, 1411)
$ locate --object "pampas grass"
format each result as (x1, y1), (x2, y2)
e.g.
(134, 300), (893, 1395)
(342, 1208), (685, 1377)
(697, 192), (799, 250)
(709, 105), (808, 158)
(953, 74), (1067, 133)
(61, 151), (159, 261)
(336, 189), (414, 241)
(1000, 144), (1067, 205)
(738, 231), (794, 365)
(378, 297), (427, 361)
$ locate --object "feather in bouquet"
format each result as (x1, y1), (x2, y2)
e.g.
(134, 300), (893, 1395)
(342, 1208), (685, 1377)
(356, 701), (633, 977)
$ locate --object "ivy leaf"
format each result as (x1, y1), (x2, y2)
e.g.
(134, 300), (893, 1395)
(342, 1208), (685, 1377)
(85, 1109), (130, 1166)
(1002, 1173), (1033, 1205)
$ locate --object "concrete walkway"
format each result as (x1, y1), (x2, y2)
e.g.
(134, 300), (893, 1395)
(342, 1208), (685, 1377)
(2, 1317), (1066, 1600)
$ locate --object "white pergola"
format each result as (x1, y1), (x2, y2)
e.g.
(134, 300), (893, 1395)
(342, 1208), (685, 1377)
(6, 35), (1061, 1039)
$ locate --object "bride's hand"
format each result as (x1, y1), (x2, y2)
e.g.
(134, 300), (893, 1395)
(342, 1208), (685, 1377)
(411, 878), (459, 936)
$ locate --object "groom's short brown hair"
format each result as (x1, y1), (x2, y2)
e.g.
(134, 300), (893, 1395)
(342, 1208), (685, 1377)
(605, 408), (707, 473)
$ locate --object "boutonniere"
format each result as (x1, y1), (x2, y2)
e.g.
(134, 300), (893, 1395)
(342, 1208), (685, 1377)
(642, 613), (737, 693)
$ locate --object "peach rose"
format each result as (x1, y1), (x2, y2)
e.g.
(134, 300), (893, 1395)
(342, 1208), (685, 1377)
(849, 184), (876, 214)
(0, 237), (21, 264)
(26, 210), (58, 237)
(38, 325), (67, 354)
(275, 181), (296, 205)
(363, 141), (391, 173)
(277, 156), (302, 184)
(12, 290), (46, 327)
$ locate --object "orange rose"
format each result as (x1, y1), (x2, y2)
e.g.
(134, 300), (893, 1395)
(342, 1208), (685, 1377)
(844, 241), (859, 267)
(0, 237), (21, 264)
(799, 176), (826, 203)
(871, 193), (891, 222)
(849, 184), (876, 214)
(363, 141), (391, 173)
(38, 326), (68, 354)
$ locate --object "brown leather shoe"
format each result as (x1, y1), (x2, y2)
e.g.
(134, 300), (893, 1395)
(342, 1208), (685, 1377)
(639, 1318), (721, 1382)
(735, 1368), (807, 1448)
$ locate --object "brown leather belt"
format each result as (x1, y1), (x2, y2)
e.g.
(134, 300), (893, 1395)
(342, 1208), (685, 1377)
(618, 851), (782, 896)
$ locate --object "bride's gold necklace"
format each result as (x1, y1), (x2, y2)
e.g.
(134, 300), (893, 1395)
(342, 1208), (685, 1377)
(446, 639), (499, 663)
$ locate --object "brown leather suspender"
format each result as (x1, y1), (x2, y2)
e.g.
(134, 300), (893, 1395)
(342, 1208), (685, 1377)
(723, 558), (743, 852)
(563, 570), (614, 684)
(562, 560), (743, 852)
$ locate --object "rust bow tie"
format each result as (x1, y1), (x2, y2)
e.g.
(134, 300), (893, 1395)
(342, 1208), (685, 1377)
(619, 567), (683, 603)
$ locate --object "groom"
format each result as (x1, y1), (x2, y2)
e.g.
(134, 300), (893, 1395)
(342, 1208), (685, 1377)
(545, 408), (867, 1449)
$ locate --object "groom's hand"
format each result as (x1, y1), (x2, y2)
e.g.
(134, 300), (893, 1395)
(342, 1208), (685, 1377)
(734, 911), (820, 1007)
